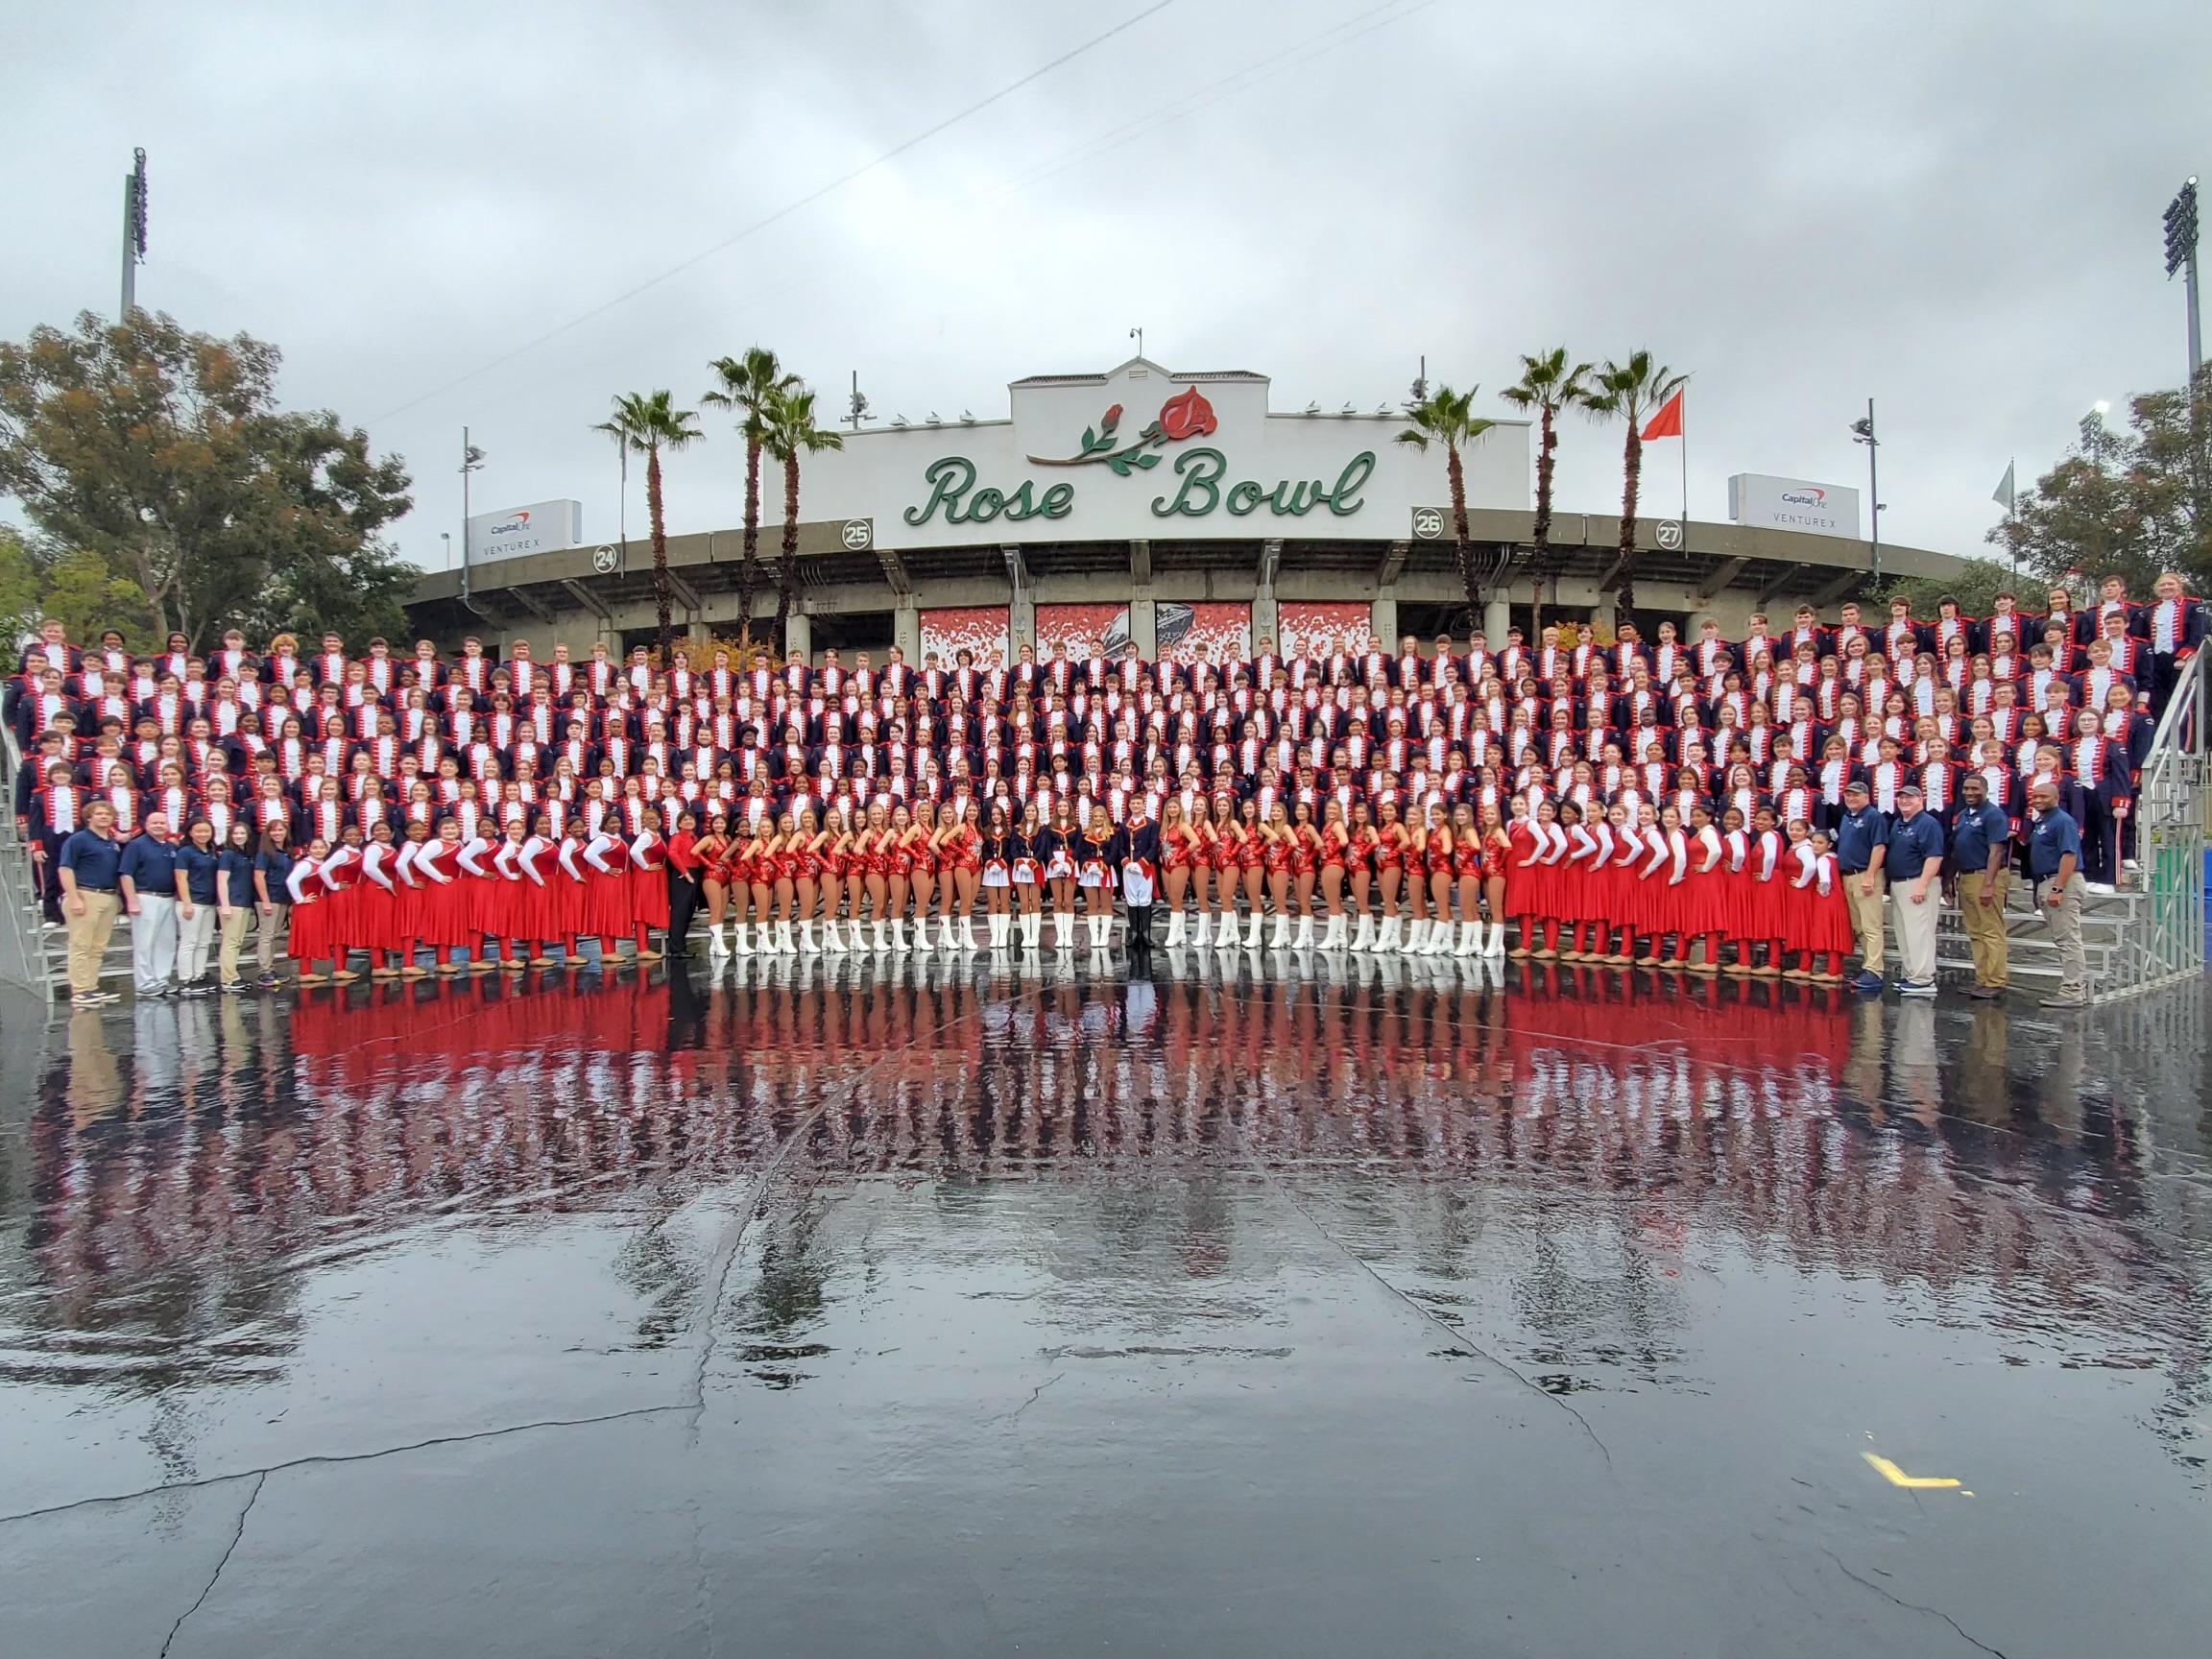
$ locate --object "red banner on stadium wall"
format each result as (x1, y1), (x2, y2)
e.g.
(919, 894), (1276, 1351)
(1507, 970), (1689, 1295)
(919, 607), (1008, 667)
(1158, 601), (1249, 664)
(1034, 603), (1128, 658)
(1279, 601), (1375, 657)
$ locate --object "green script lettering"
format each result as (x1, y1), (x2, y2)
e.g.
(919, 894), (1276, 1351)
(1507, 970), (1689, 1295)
(1225, 479), (1264, 516)
(904, 456), (975, 526)
(1040, 482), (1075, 519)
(1269, 478), (1328, 516)
(1327, 451), (1376, 516)
(1153, 446), (1225, 517)
(967, 487), (1004, 523)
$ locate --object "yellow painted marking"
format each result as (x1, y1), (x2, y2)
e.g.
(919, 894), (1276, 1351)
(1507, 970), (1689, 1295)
(1863, 1453), (1961, 1489)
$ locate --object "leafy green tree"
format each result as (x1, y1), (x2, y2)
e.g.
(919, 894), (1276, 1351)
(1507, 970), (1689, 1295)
(1501, 348), (1593, 573)
(1878, 556), (2024, 620)
(1396, 385), (1498, 620)
(1585, 351), (1689, 613)
(0, 310), (412, 648)
(702, 347), (798, 648)
(760, 386), (843, 653)
(593, 390), (703, 661)
(1987, 371), (2211, 596)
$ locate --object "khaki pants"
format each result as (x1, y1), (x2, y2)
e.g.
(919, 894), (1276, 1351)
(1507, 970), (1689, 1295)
(2036, 874), (2088, 995)
(65, 890), (121, 995)
(217, 905), (252, 985)
(254, 905), (289, 974)
(1956, 870), (2010, 987)
(1843, 874), (1886, 974)
(1892, 880), (1939, 985)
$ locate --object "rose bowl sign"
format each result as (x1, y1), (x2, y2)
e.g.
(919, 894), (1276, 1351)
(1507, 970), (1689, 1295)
(776, 358), (1530, 551)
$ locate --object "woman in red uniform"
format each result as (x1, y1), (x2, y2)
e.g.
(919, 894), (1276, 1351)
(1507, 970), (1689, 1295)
(750, 817), (781, 953)
(791, 806), (824, 953)
(629, 805), (668, 960)
(1289, 798), (1322, 950)
(1479, 801), (1512, 959)
(1012, 801), (1045, 950)
(855, 804), (890, 951)
(1257, 799), (1294, 950)
(1205, 793), (1238, 949)
(392, 819), (434, 978)
(1503, 799), (1540, 960)
(695, 810), (733, 957)
(1451, 802), (1485, 957)
(1799, 827), (1851, 984)
(816, 806), (850, 955)
(982, 803), (1016, 949)
(1400, 802), (1434, 955)
(1158, 797), (1194, 947)
(1422, 800), (1457, 955)
(1348, 801), (1381, 951)
(286, 836), (337, 984)
(1717, 804), (1753, 974)
(887, 803), (920, 952)
(1317, 798), (1351, 950)
(491, 819), (532, 970)
(518, 814), (561, 966)
(950, 802), (984, 950)
(456, 819), (502, 971)
(413, 819), (469, 974)
(1745, 804), (1788, 976)
(1374, 797), (1409, 952)
(584, 815), (634, 965)
(554, 818), (593, 963)
(1077, 805), (1116, 950)
(357, 819), (405, 977)
(1676, 801), (1727, 973)
(321, 825), (367, 979)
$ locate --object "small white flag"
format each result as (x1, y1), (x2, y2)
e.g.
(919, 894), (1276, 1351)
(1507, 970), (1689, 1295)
(1993, 460), (2015, 513)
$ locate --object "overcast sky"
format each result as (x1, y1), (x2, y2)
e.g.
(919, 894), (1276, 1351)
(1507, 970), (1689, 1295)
(5, 0), (2206, 575)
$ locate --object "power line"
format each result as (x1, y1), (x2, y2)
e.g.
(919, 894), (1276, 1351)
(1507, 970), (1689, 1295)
(370, 0), (1180, 424)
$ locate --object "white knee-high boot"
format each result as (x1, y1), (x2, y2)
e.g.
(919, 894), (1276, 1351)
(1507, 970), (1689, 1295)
(1191, 912), (1210, 948)
(1323, 913), (1347, 950)
(1269, 912), (1290, 949)
(733, 923), (753, 956)
(870, 920), (887, 950)
(1165, 908), (1185, 947)
(1433, 921), (1457, 955)
(1455, 919), (1479, 955)
(1294, 915), (1314, 950)
(1488, 922), (1507, 956)
(1244, 911), (1263, 948)
(1056, 911), (1075, 950)
(1403, 919), (1427, 953)
(798, 920), (816, 952)
(1351, 913), (1375, 951)
(1378, 915), (1401, 951)
(824, 917), (845, 953)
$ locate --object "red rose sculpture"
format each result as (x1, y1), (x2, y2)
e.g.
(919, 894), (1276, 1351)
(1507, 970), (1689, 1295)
(1157, 386), (1217, 442)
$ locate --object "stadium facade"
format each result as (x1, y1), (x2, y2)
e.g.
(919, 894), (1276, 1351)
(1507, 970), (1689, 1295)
(407, 356), (1968, 662)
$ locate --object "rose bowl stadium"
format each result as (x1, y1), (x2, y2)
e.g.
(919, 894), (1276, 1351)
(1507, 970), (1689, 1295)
(405, 356), (1968, 661)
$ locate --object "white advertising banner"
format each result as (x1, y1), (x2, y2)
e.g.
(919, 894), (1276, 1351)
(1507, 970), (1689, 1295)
(1726, 474), (1861, 540)
(469, 499), (584, 563)
(780, 359), (1530, 549)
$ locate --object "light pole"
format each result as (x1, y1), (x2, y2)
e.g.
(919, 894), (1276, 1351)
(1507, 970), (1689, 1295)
(1850, 400), (1882, 589)
(2165, 177), (2201, 379)
(119, 148), (147, 320)
(459, 429), (486, 609)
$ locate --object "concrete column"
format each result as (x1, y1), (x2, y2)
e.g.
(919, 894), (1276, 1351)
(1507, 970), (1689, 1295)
(1253, 539), (1283, 649)
(1482, 595), (1510, 648)
(1128, 594), (1158, 659)
(1004, 545), (1034, 656)
(1595, 590), (1619, 635)
(895, 601), (921, 661)
(784, 609), (811, 664)
(1369, 594), (1397, 650)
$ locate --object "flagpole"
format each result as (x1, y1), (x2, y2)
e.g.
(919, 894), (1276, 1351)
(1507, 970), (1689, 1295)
(1680, 393), (1689, 529)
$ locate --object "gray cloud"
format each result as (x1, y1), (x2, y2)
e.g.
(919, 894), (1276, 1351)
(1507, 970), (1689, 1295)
(5, 0), (2205, 575)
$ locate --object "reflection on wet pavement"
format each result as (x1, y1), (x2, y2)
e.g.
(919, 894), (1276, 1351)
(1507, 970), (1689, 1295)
(1, 958), (2207, 1657)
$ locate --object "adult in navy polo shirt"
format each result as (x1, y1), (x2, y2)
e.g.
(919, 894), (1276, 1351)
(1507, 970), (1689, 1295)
(1947, 773), (2012, 999)
(118, 813), (181, 997)
(2027, 778), (2089, 1008)
(56, 801), (125, 1006)
(1835, 779), (1888, 992)
(1886, 784), (1945, 998)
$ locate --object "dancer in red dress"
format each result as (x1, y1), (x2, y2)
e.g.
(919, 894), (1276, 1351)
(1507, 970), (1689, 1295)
(629, 807), (668, 960)
(286, 839), (334, 983)
(356, 820), (405, 978)
(584, 820), (633, 964)
(320, 827), (365, 981)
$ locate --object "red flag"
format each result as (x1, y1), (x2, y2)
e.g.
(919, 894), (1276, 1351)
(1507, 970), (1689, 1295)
(1640, 389), (1684, 441)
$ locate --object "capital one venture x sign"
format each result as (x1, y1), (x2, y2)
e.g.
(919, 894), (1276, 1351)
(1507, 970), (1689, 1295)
(798, 362), (1528, 548)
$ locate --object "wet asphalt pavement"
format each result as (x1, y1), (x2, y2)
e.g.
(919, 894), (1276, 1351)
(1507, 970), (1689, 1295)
(0, 953), (2206, 1658)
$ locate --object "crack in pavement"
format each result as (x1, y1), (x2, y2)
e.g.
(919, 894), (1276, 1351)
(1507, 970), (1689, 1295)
(1011, 1373), (1064, 1420)
(1229, 1117), (1617, 1475)
(1822, 1550), (2010, 1658)
(158, 1470), (263, 1659)
(0, 1405), (692, 1530)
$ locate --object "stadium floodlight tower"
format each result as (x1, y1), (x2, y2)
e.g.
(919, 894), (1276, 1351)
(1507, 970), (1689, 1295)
(2166, 178), (2201, 378)
(120, 148), (148, 319)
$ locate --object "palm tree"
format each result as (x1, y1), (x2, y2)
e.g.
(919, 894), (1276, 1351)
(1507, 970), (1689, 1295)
(1395, 385), (1498, 623)
(1501, 348), (1593, 574)
(760, 385), (845, 654)
(593, 390), (703, 661)
(702, 347), (799, 646)
(1585, 351), (1688, 615)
